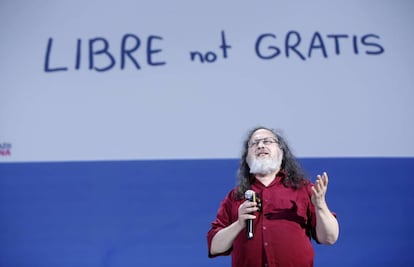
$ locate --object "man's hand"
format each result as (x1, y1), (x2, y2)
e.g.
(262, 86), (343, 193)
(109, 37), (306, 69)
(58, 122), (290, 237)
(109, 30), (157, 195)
(237, 200), (258, 227)
(311, 172), (329, 209)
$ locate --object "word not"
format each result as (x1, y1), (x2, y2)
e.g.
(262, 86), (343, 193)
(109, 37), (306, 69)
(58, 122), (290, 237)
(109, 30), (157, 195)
(189, 30), (231, 63)
(44, 34), (166, 72)
(255, 31), (384, 60)
(0, 142), (11, 156)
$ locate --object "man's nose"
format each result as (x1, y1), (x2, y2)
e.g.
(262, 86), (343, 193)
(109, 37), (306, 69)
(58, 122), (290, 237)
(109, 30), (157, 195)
(257, 140), (265, 147)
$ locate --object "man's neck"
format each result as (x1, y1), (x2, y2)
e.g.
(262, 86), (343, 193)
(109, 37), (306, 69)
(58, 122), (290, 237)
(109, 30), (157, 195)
(255, 169), (279, 187)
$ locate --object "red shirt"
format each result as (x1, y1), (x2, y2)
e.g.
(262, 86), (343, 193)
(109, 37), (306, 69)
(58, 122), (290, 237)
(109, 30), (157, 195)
(207, 172), (319, 267)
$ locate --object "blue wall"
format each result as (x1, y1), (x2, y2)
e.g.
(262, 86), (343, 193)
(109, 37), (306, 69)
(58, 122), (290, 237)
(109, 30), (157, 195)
(1, 158), (413, 267)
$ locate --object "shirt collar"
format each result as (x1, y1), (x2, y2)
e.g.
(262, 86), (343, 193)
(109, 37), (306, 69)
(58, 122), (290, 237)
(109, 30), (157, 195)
(252, 169), (286, 188)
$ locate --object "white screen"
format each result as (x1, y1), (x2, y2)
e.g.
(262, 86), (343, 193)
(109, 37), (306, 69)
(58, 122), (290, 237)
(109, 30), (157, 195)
(1, 0), (413, 161)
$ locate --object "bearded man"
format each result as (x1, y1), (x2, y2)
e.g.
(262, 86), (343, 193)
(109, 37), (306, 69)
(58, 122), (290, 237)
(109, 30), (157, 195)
(207, 126), (339, 267)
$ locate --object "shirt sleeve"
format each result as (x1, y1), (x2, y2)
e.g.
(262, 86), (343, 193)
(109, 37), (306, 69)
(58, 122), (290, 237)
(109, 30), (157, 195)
(207, 189), (237, 258)
(304, 183), (319, 242)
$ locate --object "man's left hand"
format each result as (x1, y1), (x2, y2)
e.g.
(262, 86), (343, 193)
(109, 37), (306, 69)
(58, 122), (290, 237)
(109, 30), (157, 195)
(311, 172), (329, 208)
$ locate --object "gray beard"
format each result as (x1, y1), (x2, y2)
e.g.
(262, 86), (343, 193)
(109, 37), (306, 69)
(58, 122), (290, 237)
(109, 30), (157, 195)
(247, 156), (282, 175)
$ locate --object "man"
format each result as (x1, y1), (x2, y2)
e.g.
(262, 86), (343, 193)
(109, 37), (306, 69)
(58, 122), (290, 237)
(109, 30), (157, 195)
(207, 126), (339, 267)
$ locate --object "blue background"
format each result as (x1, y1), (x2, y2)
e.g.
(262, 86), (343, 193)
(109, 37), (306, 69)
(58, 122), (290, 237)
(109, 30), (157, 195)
(1, 158), (413, 267)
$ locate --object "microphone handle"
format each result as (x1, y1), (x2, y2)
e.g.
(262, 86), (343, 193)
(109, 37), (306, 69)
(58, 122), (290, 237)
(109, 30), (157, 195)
(247, 218), (253, 239)
(247, 191), (255, 239)
(244, 190), (256, 240)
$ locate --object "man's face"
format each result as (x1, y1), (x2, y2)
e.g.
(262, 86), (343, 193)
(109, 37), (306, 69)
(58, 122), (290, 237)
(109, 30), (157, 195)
(246, 129), (283, 175)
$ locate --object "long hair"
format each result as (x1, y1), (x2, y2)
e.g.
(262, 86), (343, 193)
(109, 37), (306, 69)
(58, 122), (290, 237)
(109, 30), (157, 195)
(235, 126), (308, 199)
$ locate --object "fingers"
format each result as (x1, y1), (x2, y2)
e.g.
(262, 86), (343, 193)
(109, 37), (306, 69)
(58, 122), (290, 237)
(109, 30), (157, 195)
(312, 172), (330, 208)
(239, 201), (258, 220)
(316, 172), (329, 187)
(243, 201), (259, 213)
(311, 185), (318, 195)
(314, 178), (324, 192)
(243, 214), (257, 220)
(313, 172), (329, 197)
(325, 172), (329, 185)
(321, 172), (329, 186)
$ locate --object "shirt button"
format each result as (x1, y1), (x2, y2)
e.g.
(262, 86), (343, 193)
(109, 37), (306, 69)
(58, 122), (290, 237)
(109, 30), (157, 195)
(264, 242), (268, 246)
(263, 226), (266, 230)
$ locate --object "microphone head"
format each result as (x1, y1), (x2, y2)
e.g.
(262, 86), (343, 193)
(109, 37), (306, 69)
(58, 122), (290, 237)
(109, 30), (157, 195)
(245, 190), (255, 201)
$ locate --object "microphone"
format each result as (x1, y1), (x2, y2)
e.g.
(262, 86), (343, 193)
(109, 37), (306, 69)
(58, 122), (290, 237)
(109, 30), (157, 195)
(244, 190), (256, 239)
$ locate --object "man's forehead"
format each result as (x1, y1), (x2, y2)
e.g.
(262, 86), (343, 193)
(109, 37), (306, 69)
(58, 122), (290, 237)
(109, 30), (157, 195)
(251, 129), (275, 139)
